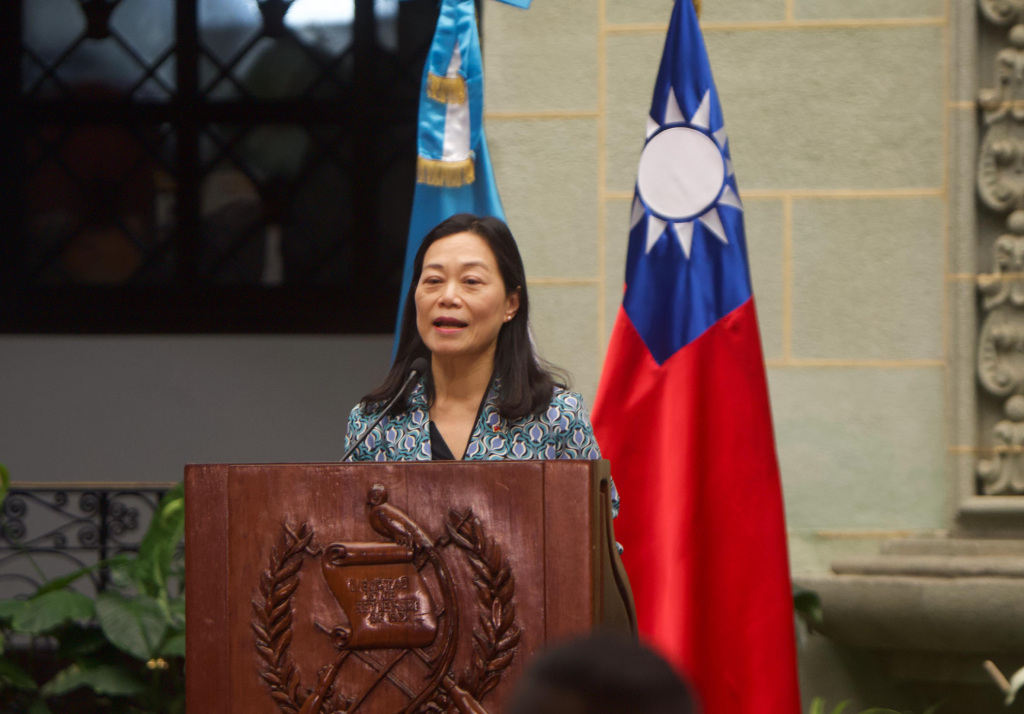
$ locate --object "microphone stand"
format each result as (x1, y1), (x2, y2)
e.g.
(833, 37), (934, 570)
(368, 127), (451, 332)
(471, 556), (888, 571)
(341, 358), (427, 461)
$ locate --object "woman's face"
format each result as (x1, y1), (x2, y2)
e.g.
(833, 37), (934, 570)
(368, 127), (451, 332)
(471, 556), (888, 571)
(415, 231), (519, 363)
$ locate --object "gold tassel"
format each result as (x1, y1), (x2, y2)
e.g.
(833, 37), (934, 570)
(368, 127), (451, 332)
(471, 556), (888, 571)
(692, 0), (701, 19)
(417, 156), (475, 187)
(426, 72), (468, 104)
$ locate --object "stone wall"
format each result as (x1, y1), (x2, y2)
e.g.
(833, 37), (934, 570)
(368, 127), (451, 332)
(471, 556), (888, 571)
(484, 1), (955, 706)
(485, 0), (951, 574)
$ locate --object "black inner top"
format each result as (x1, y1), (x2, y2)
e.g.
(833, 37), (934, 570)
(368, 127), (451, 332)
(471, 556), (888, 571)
(429, 421), (456, 461)
(429, 380), (493, 461)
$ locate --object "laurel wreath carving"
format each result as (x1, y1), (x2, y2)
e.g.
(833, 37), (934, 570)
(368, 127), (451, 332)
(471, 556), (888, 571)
(252, 523), (318, 714)
(443, 508), (522, 703)
(252, 512), (519, 714)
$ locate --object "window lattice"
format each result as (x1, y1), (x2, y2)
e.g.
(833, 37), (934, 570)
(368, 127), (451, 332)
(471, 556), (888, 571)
(1, 0), (446, 332)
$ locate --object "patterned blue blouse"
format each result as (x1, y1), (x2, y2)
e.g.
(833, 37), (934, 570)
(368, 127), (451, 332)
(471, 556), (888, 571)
(344, 379), (619, 516)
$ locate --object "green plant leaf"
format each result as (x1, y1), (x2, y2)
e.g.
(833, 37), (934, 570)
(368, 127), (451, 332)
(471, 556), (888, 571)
(164, 595), (185, 631)
(794, 586), (824, 627)
(33, 554), (139, 599)
(0, 656), (38, 691)
(55, 623), (108, 658)
(134, 483), (184, 598)
(28, 700), (52, 714)
(857, 709), (903, 713)
(0, 599), (26, 622)
(160, 631), (185, 658)
(96, 591), (167, 661)
(13, 590), (95, 634)
(166, 694), (186, 714)
(34, 562), (103, 597)
(922, 704), (942, 714)
(107, 554), (139, 590)
(39, 663), (146, 698)
(807, 698), (854, 714)
(0, 463), (10, 505)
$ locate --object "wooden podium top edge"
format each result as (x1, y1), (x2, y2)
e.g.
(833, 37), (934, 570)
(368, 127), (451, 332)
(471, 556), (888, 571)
(184, 460), (606, 467)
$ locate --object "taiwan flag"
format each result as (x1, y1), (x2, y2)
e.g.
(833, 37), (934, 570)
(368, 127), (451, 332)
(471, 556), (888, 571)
(590, 1), (801, 713)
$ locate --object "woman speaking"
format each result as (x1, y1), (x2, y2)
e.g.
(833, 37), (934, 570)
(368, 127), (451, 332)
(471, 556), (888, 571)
(345, 214), (609, 479)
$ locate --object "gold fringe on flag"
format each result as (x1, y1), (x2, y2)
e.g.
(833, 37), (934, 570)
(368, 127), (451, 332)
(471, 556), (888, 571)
(426, 72), (468, 104)
(417, 155), (475, 187)
(692, 0), (701, 18)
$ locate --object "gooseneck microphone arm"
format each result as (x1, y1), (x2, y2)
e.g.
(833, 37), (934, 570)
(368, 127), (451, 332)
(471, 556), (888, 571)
(341, 357), (429, 462)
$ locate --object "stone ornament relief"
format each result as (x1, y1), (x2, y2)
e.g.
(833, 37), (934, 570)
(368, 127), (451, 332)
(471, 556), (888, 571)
(977, 4), (1024, 494)
(251, 484), (520, 714)
(980, 0), (1024, 28)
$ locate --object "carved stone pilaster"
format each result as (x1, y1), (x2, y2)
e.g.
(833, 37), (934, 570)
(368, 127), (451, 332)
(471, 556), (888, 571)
(976, 8), (1024, 496)
(978, 395), (1024, 493)
(976, 222), (1024, 400)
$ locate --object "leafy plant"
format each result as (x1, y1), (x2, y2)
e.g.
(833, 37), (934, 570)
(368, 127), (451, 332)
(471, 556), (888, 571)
(799, 591), (941, 714)
(794, 584), (824, 649)
(808, 698), (941, 714)
(0, 463), (9, 506)
(808, 700), (852, 714)
(0, 479), (185, 714)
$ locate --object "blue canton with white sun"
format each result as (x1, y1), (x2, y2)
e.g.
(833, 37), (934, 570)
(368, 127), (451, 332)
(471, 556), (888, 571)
(623, 0), (753, 366)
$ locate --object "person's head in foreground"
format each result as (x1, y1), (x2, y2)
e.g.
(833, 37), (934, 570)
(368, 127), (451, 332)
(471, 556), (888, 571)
(507, 631), (698, 714)
(367, 212), (563, 418)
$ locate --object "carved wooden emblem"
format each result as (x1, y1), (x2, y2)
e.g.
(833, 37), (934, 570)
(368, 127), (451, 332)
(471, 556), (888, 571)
(251, 484), (520, 714)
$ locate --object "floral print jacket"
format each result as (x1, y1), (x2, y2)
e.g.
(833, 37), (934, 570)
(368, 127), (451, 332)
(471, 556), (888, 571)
(344, 379), (619, 515)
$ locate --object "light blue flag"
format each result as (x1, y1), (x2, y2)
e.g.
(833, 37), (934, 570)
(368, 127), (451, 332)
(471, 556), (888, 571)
(395, 0), (505, 346)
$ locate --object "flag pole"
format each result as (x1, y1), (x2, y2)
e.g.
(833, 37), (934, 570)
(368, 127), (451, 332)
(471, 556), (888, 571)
(393, 0), (506, 352)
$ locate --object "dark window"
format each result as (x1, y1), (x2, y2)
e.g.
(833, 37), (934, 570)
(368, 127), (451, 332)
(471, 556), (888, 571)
(0, 0), (451, 333)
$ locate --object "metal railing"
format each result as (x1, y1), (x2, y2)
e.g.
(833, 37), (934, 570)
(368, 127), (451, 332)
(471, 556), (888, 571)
(0, 483), (174, 599)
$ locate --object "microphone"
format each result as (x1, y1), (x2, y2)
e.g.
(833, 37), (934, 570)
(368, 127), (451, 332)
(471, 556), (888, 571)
(342, 357), (429, 462)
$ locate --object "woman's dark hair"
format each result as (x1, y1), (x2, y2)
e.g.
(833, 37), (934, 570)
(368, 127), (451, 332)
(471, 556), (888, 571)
(361, 213), (566, 419)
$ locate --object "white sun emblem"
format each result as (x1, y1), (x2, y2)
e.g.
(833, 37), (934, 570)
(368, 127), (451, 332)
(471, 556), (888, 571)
(633, 87), (743, 257)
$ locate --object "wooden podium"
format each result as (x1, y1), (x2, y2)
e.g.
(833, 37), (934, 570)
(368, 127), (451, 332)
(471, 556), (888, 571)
(185, 460), (635, 714)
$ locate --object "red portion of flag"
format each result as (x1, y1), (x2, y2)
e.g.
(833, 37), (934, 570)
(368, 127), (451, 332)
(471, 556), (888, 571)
(592, 298), (800, 713)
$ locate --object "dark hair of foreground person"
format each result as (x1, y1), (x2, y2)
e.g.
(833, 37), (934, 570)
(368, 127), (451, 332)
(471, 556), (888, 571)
(506, 631), (698, 714)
